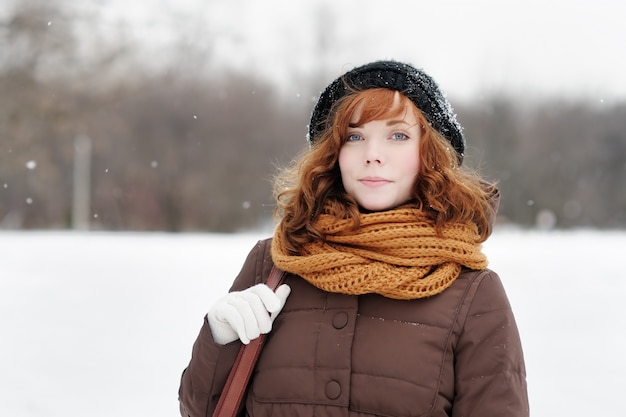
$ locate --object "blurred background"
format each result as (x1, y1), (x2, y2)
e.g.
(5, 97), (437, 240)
(1, 0), (625, 232)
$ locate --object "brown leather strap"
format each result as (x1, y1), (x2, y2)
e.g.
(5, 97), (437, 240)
(212, 266), (286, 417)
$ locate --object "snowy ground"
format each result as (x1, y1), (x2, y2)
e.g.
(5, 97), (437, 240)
(1, 229), (624, 417)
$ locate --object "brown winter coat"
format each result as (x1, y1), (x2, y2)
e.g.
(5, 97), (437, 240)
(179, 238), (529, 417)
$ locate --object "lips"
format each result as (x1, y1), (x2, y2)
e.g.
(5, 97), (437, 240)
(359, 177), (392, 187)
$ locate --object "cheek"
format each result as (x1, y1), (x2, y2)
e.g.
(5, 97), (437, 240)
(401, 149), (421, 178)
(338, 147), (351, 175)
(337, 149), (348, 189)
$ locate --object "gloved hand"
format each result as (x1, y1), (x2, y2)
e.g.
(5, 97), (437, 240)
(207, 283), (291, 345)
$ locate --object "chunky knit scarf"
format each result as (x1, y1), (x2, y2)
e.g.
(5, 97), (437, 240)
(271, 207), (487, 300)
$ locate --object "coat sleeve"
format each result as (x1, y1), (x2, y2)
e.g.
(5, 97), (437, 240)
(178, 239), (272, 417)
(452, 270), (529, 417)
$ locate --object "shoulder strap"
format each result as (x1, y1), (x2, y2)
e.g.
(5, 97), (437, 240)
(212, 265), (286, 417)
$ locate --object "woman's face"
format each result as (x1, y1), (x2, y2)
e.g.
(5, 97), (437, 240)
(338, 92), (421, 212)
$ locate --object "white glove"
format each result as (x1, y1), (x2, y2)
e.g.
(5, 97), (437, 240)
(207, 283), (291, 345)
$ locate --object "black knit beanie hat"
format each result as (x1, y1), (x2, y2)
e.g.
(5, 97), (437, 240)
(308, 60), (465, 163)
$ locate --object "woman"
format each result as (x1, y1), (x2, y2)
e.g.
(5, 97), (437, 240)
(179, 60), (529, 417)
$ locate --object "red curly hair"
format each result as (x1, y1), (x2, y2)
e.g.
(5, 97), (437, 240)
(274, 88), (496, 255)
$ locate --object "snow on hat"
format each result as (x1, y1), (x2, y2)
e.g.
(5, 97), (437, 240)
(308, 60), (466, 163)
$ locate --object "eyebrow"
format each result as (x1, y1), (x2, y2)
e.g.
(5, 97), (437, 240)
(386, 119), (409, 126)
(348, 119), (419, 129)
(348, 119), (410, 128)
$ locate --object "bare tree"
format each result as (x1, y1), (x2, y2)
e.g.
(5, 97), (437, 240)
(1, 1), (624, 231)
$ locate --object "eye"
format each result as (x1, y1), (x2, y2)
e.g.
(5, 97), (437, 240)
(346, 133), (362, 142)
(391, 132), (408, 141)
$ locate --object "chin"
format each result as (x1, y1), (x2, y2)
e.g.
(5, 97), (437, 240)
(358, 202), (396, 212)
(358, 198), (415, 213)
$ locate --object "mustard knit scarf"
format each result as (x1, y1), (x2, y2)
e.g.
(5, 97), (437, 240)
(271, 207), (487, 300)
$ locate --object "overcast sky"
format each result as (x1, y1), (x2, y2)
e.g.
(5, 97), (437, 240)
(90, 0), (626, 102)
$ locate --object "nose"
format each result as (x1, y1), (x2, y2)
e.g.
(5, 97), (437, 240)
(365, 140), (383, 165)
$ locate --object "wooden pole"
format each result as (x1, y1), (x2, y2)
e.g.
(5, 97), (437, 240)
(72, 135), (92, 230)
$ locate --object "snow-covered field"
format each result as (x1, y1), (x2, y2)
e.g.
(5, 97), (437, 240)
(1, 229), (624, 417)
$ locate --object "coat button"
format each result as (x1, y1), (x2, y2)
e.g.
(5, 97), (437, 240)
(325, 380), (341, 399)
(332, 312), (348, 329)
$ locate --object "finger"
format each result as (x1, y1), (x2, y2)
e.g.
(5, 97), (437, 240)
(248, 284), (282, 312)
(274, 284), (291, 307)
(240, 291), (273, 334)
(229, 295), (266, 343)
(216, 301), (251, 344)
(270, 285), (291, 321)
